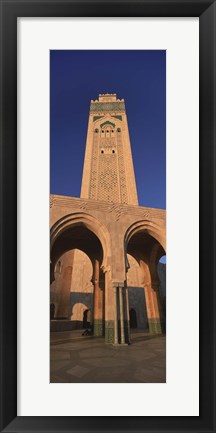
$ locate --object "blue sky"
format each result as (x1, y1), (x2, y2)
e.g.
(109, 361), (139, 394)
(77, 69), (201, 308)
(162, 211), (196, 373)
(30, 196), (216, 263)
(50, 50), (166, 210)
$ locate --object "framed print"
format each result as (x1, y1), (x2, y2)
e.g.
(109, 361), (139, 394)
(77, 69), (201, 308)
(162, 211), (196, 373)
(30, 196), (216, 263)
(18, 18), (198, 417)
(0, 0), (215, 432)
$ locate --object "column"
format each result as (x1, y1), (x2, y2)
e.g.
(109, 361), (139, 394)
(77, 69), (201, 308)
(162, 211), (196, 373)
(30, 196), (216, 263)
(119, 287), (125, 344)
(114, 287), (118, 344)
(144, 282), (164, 334)
(93, 259), (103, 336)
(124, 285), (131, 344)
(152, 281), (165, 333)
(104, 269), (115, 344)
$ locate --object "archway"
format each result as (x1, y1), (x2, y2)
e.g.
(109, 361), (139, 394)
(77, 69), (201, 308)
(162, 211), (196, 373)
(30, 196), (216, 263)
(125, 222), (166, 336)
(50, 212), (111, 280)
(129, 308), (137, 328)
(50, 218), (107, 337)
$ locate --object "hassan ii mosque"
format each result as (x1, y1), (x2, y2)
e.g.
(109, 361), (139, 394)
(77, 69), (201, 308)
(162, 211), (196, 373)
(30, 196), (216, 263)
(50, 93), (166, 345)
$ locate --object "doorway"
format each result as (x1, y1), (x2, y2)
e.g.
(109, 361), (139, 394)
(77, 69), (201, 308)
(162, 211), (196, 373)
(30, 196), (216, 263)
(83, 309), (91, 328)
(129, 308), (137, 328)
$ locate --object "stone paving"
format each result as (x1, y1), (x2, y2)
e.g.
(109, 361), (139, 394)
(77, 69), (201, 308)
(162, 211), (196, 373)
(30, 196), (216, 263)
(50, 330), (166, 383)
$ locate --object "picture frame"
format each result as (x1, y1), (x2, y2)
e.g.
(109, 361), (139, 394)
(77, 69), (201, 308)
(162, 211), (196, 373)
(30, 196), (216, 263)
(0, 0), (215, 432)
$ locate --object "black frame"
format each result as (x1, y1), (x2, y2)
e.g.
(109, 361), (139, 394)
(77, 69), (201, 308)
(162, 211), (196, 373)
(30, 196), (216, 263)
(0, 0), (215, 432)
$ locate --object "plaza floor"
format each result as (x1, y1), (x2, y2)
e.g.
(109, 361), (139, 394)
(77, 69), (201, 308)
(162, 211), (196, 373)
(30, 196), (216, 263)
(50, 329), (166, 383)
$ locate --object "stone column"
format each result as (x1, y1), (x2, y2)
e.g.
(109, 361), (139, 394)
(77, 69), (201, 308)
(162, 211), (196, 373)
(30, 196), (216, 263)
(124, 285), (131, 344)
(93, 259), (103, 336)
(104, 268), (115, 344)
(119, 287), (125, 344)
(152, 281), (165, 333)
(144, 282), (164, 334)
(114, 287), (118, 345)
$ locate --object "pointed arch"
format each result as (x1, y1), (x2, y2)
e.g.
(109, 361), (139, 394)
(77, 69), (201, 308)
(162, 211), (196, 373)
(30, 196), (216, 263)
(124, 219), (166, 253)
(50, 212), (111, 273)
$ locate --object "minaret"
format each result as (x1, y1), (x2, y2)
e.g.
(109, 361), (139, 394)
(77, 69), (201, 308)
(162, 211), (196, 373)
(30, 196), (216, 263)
(80, 94), (138, 205)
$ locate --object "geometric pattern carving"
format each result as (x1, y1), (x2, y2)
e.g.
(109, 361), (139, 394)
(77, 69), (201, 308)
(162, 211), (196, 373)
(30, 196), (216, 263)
(89, 132), (99, 200)
(89, 125), (128, 203)
(98, 155), (119, 202)
(93, 115), (104, 122)
(90, 101), (125, 112)
(100, 121), (115, 129)
(117, 131), (128, 203)
(50, 194), (166, 221)
(112, 115), (122, 121)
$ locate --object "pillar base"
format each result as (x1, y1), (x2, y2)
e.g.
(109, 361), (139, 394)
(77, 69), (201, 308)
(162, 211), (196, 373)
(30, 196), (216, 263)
(148, 318), (165, 334)
(93, 319), (104, 336)
(105, 320), (114, 344)
(112, 343), (129, 347)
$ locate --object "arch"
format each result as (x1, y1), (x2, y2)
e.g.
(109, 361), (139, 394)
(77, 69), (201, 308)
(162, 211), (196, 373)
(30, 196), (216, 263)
(71, 302), (90, 326)
(124, 222), (166, 335)
(50, 212), (111, 273)
(124, 220), (166, 254)
(100, 120), (115, 129)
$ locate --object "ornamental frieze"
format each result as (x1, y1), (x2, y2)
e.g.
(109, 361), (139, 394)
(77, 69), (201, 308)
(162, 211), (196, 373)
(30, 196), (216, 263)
(90, 101), (125, 112)
(50, 195), (165, 221)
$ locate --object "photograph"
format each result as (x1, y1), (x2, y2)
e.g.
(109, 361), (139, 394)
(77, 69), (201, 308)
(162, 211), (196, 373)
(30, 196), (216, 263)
(50, 49), (166, 383)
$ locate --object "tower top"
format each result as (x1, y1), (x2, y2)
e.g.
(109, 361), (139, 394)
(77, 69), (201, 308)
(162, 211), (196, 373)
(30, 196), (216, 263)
(98, 94), (117, 102)
(91, 93), (124, 102)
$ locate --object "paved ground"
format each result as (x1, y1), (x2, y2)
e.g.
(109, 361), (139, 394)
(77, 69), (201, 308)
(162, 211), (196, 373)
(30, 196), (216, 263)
(50, 330), (166, 383)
